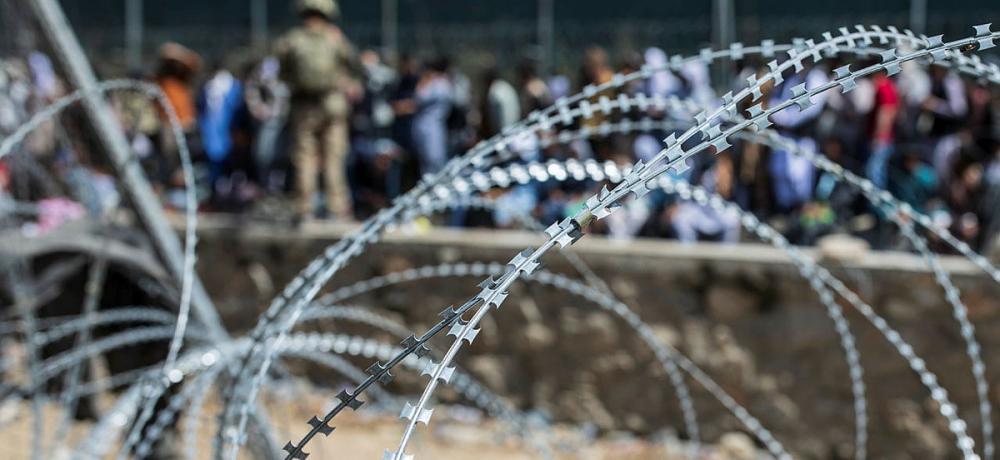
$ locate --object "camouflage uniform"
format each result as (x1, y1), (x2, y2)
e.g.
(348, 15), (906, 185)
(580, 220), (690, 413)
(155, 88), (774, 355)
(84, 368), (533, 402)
(275, 0), (357, 219)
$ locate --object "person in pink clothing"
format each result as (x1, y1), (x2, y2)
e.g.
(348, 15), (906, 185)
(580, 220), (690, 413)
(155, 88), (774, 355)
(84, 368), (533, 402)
(865, 71), (900, 189)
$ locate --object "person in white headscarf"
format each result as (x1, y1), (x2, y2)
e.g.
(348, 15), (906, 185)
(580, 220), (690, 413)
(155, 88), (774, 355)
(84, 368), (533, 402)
(643, 47), (682, 99)
(768, 63), (831, 211)
(679, 60), (718, 110)
(632, 48), (685, 165)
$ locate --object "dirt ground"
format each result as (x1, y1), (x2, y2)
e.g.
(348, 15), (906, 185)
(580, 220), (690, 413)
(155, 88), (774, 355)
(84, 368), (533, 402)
(0, 384), (724, 460)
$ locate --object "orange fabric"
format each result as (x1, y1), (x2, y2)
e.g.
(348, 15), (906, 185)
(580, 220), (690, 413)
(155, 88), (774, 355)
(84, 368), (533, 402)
(157, 77), (196, 128)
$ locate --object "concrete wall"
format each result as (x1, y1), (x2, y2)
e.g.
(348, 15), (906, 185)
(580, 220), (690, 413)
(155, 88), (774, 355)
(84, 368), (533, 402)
(192, 216), (1000, 459)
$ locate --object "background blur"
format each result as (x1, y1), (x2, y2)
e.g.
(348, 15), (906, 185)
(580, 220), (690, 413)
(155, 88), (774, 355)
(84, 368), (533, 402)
(2, 1), (997, 74)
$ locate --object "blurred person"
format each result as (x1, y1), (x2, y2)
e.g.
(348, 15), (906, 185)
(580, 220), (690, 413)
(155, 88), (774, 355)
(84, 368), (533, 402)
(411, 57), (452, 175)
(154, 42), (201, 202)
(475, 61), (536, 230)
(643, 47), (682, 102)
(946, 152), (989, 248)
(580, 46), (615, 159)
(197, 62), (244, 190)
(244, 56), (290, 191)
(965, 79), (997, 158)
(275, 0), (360, 222)
(888, 145), (938, 215)
(920, 67), (968, 179)
(768, 62), (830, 213)
(390, 54), (420, 157)
(27, 52), (62, 103)
(0, 60), (26, 135)
(446, 57), (474, 156)
(632, 48), (682, 165)
(155, 43), (201, 132)
(618, 50), (645, 104)
(864, 69), (900, 189)
(479, 62), (520, 139)
(813, 136), (863, 223)
(352, 49), (400, 201)
(678, 60), (717, 110)
(603, 153), (651, 240)
(818, 58), (872, 172)
(580, 46), (614, 97)
(517, 57), (551, 117)
(670, 153), (740, 243)
(356, 49), (397, 139)
(547, 73), (571, 102)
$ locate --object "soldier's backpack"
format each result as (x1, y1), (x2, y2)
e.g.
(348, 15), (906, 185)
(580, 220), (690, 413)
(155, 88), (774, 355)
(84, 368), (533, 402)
(283, 29), (340, 94)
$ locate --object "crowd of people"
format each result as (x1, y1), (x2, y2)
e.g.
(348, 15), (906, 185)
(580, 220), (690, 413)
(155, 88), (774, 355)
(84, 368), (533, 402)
(1, 0), (998, 255)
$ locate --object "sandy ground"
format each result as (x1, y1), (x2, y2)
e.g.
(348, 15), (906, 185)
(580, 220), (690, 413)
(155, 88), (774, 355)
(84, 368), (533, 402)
(0, 385), (695, 460)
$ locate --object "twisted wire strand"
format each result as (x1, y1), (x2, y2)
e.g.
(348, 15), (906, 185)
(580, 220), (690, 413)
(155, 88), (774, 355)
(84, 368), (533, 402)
(258, 34), (908, 456)
(0, 78), (209, 456)
(656, 176), (982, 459)
(76, 330), (555, 460)
(495, 105), (994, 458)
(278, 28), (999, 460)
(493, 104), (995, 459)
(35, 326), (207, 384)
(445, 155), (980, 459)
(3, 261), (45, 460)
(457, 68), (998, 454)
(309, 260), (791, 456)
(391, 37), (1000, 456)
(72, 342), (239, 460)
(26, 300), (551, 459)
(221, 30), (914, 450)
(49, 255), (108, 457)
(416, 189), (861, 455)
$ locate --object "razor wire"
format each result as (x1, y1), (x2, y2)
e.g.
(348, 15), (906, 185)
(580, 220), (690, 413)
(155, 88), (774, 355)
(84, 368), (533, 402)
(0, 78), (202, 374)
(16, 296), (555, 459)
(0, 306), (176, 338)
(453, 103), (994, 459)
(219, 29), (913, 447)
(35, 325), (207, 384)
(307, 287), (700, 454)
(3, 260), (45, 460)
(305, 260), (794, 458)
(427, 156), (976, 459)
(269, 27), (998, 460)
(0, 300), (552, 458)
(448, 155), (983, 459)
(383, 33), (1000, 456)
(504, 97), (996, 458)
(242, 36), (928, 456)
(0, 78), (208, 460)
(49, 253), (108, 458)
(400, 180), (863, 457)
(653, 176), (983, 459)
(0, 19), (996, 458)
(72, 342), (238, 460)
(77, 329), (557, 460)
(121, 305), (559, 460)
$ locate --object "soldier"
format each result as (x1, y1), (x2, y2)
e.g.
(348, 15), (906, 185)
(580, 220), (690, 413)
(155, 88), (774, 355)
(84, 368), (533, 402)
(275, 0), (359, 223)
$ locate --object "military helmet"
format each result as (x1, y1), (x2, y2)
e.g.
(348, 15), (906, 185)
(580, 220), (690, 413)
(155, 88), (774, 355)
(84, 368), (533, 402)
(297, 0), (339, 20)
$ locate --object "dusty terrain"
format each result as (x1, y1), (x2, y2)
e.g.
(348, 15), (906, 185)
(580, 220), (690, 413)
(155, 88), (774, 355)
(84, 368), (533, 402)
(0, 382), (760, 459)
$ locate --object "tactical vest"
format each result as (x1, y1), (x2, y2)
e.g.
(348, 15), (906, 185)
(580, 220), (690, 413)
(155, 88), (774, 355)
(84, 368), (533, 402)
(282, 28), (341, 96)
